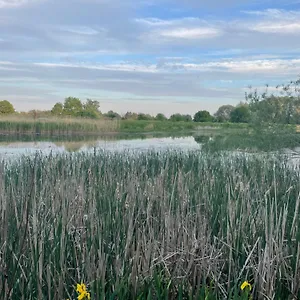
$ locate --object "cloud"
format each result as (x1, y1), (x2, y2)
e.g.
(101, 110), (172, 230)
(135, 18), (174, 27)
(159, 27), (221, 39)
(253, 22), (300, 33)
(167, 58), (300, 74)
(34, 62), (159, 73)
(1, 0), (300, 114)
(0, 0), (40, 8)
(136, 17), (224, 46)
(32, 57), (300, 75)
(2, 57), (299, 101)
(57, 26), (100, 36)
(243, 9), (300, 33)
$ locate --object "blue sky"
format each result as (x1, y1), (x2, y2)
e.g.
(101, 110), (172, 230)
(1, 0), (300, 116)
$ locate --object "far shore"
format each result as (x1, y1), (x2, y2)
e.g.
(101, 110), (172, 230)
(0, 116), (252, 136)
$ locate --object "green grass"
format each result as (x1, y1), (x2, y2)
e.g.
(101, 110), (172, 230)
(202, 132), (300, 152)
(0, 116), (120, 135)
(1, 150), (300, 299)
(119, 120), (250, 133)
(0, 116), (252, 135)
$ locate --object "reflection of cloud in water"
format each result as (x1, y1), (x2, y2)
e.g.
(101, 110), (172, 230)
(82, 137), (200, 152)
(0, 136), (201, 159)
(0, 142), (65, 159)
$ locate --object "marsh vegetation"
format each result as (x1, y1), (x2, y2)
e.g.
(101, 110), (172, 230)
(1, 148), (300, 299)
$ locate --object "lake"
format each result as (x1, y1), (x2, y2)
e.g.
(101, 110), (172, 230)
(1, 131), (300, 161)
(0, 134), (204, 159)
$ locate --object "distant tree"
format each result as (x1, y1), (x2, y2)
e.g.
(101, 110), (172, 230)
(155, 113), (167, 121)
(78, 110), (100, 119)
(29, 109), (52, 119)
(169, 113), (192, 122)
(63, 97), (83, 116)
(84, 99), (100, 112)
(81, 99), (101, 119)
(0, 100), (15, 114)
(193, 110), (213, 122)
(245, 81), (300, 125)
(230, 106), (251, 123)
(51, 102), (63, 115)
(182, 114), (193, 122)
(104, 110), (121, 119)
(123, 112), (138, 120)
(169, 114), (181, 122)
(137, 113), (153, 120)
(214, 105), (235, 122)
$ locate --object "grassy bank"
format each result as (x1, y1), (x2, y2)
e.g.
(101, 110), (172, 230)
(0, 116), (120, 135)
(0, 116), (251, 135)
(1, 150), (300, 299)
(119, 120), (250, 133)
(202, 132), (300, 152)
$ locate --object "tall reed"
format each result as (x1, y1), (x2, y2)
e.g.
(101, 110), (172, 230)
(0, 117), (119, 135)
(0, 150), (299, 299)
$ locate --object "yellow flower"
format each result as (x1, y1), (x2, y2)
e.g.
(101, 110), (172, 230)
(76, 283), (91, 300)
(78, 293), (85, 300)
(241, 281), (252, 291)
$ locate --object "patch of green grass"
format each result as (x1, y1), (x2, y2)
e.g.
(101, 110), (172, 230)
(202, 132), (300, 152)
(119, 120), (251, 133)
(119, 120), (198, 132)
(1, 150), (300, 299)
(0, 116), (120, 135)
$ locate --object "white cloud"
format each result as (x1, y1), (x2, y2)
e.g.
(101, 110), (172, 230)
(159, 27), (221, 39)
(0, 0), (40, 8)
(243, 9), (300, 34)
(166, 58), (300, 74)
(1, 1), (300, 113)
(253, 21), (300, 33)
(243, 8), (300, 18)
(136, 17), (222, 41)
(135, 18), (174, 27)
(33, 58), (300, 76)
(34, 62), (159, 73)
(0, 61), (14, 65)
(58, 26), (100, 36)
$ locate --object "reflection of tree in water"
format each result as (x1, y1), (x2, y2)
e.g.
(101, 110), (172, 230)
(60, 141), (91, 152)
(193, 135), (213, 144)
(199, 132), (300, 152)
(0, 132), (201, 153)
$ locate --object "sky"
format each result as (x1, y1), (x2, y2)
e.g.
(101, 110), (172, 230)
(1, 0), (300, 116)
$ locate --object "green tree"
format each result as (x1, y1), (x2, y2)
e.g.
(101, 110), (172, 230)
(104, 110), (121, 119)
(155, 113), (167, 121)
(63, 97), (83, 116)
(81, 99), (101, 119)
(214, 105), (234, 122)
(245, 81), (300, 125)
(0, 100), (15, 114)
(182, 114), (193, 122)
(193, 110), (213, 122)
(169, 113), (192, 122)
(230, 106), (250, 123)
(51, 102), (63, 115)
(170, 114), (182, 122)
(137, 113), (153, 120)
(84, 99), (100, 112)
(123, 112), (138, 120)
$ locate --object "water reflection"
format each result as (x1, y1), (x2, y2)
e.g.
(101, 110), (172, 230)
(1, 131), (299, 159)
(0, 132), (205, 158)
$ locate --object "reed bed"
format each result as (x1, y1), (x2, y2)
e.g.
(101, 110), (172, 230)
(0, 117), (120, 135)
(0, 150), (300, 299)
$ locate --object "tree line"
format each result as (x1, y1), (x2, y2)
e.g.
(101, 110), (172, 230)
(0, 97), (251, 123)
(1, 78), (300, 124)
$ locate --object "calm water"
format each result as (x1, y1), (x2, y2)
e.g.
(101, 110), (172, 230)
(0, 134), (202, 159)
(1, 133), (300, 166)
